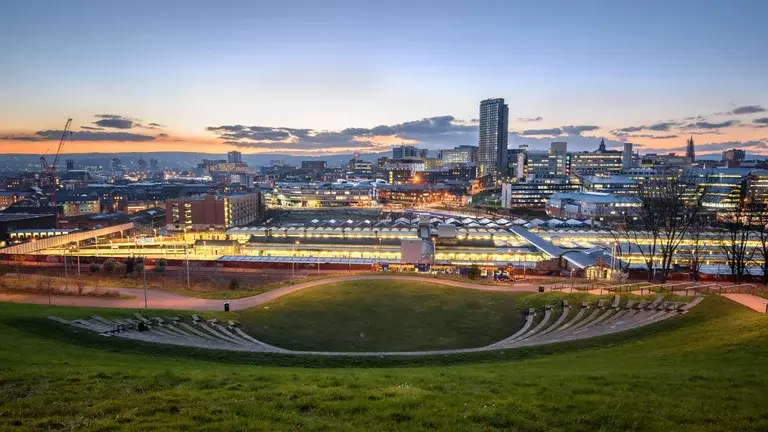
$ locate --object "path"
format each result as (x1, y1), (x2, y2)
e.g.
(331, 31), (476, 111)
(0, 276), (539, 311)
(723, 293), (768, 313)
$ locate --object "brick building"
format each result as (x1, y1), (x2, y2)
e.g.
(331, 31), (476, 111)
(165, 193), (262, 231)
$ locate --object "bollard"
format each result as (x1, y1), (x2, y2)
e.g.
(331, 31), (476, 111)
(224, 302), (230, 312)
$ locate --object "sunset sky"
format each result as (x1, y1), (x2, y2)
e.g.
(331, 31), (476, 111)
(1, 0), (766, 156)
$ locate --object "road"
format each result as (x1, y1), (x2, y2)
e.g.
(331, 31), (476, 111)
(0, 275), (540, 312)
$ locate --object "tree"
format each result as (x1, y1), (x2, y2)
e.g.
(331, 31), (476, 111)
(654, 176), (705, 283)
(617, 174), (705, 282)
(683, 218), (707, 281)
(229, 278), (240, 290)
(154, 258), (168, 274)
(467, 265), (481, 280)
(134, 259), (144, 274)
(75, 278), (86, 295)
(747, 198), (768, 285)
(124, 257), (135, 275)
(102, 258), (117, 274)
(89, 263), (101, 273)
(718, 205), (754, 283)
(615, 196), (663, 282)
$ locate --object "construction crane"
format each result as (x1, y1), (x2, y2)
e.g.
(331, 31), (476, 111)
(40, 118), (72, 225)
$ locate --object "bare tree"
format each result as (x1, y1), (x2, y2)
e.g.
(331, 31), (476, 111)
(684, 218), (707, 281)
(615, 209), (662, 282)
(747, 198), (768, 285)
(718, 205), (754, 283)
(616, 174), (707, 283)
(654, 176), (706, 283)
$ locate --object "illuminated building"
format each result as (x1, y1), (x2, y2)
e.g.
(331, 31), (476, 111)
(265, 183), (374, 208)
(165, 193), (262, 230)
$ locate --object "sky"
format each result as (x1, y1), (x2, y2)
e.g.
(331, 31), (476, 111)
(0, 0), (766, 157)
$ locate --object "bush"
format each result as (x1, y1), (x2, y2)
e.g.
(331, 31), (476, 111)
(229, 279), (240, 290)
(467, 265), (482, 280)
(102, 258), (117, 273)
(89, 263), (100, 273)
(154, 258), (168, 274)
(75, 278), (86, 295)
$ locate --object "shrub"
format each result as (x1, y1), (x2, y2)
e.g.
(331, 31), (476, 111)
(75, 278), (86, 295)
(229, 279), (240, 290)
(102, 258), (117, 273)
(154, 258), (168, 274)
(89, 263), (100, 273)
(467, 265), (482, 280)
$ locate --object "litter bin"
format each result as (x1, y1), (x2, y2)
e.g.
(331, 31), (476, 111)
(224, 302), (230, 312)
(538, 286), (544, 293)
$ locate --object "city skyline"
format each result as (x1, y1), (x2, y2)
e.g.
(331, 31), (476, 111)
(1, 0), (766, 156)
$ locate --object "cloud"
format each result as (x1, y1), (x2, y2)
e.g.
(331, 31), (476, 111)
(2, 129), (156, 142)
(207, 115), (479, 151)
(92, 114), (134, 129)
(80, 125), (105, 131)
(613, 121), (678, 136)
(519, 128), (563, 136)
(517, 116), (543, 122)
(647, 122), (677, 131)
(561, 125), (599, 135)
(731, 105), (765, 115)
(614, 126), (644, 133)
(754, 117), (768, 126)
(93, 118), (133, 129)
(627, 134), (679, 140)
(157, 133), (169, 138)
(88, 114), (165, 130)
(684, 120), (740, 130)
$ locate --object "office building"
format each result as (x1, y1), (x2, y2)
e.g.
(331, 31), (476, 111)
(301, 161), (327, 170)
(166, 193), (262, 230)
(477, 98), (509, 178)
(393, 145), (428, 159)
(570, 150), (623, 175)
(545, 192), (641, 219)
(578, 174), (639, 195)
(550, 142), (568, 175)
(622, 143), (634, 171)
(348, 158), (373, 176)
(722, 149), (746, 163)
(227, 151), (243, 164)
(440, 145), (478, 165)
(265, 183), (373, 208)
(500, 177), (578, 208)
(642, 153), (690, 167)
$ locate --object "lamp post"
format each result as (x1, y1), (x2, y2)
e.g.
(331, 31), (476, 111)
(63, 251), (68, 291)
(292, 240), (299, 278)
(185, 247), (190, 289)
(142, 256), (148, 309)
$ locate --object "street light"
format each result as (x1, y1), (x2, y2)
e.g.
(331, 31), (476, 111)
(185, 246), (190, 289)
(293, 240), (299, 278)
(142, 256), (148, 309)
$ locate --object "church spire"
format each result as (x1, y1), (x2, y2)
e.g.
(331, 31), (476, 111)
(598, 138), (606, 152)
(685, 135), (695, 163)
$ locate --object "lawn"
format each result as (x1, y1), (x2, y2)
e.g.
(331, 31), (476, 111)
(236, 280), (523, 352)
(0, 296), (767, 430)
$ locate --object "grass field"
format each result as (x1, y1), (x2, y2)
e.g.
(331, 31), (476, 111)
(1, 295), (767, 430)
(236, 280), (523, 352)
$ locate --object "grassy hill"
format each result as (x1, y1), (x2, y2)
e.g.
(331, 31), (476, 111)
(236, 279), (523, 352)
(0, 295), (767, 430)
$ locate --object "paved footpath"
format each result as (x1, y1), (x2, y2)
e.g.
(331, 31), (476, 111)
(723, 293), (768, 313)
(0, 276), (539, 312)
